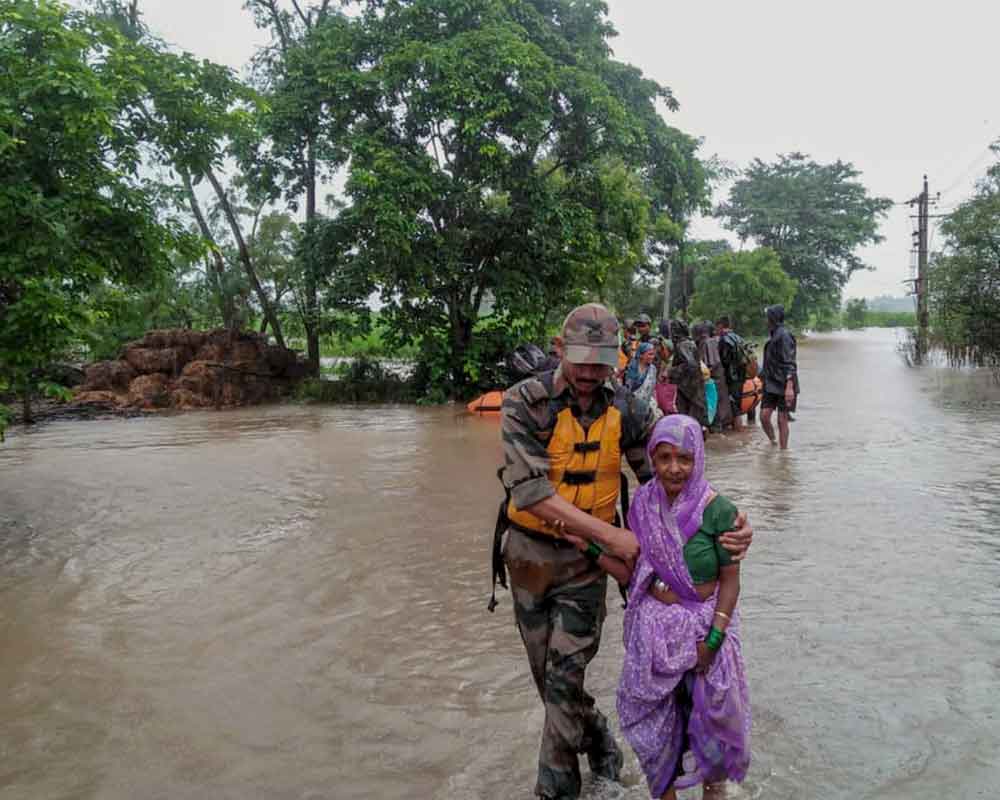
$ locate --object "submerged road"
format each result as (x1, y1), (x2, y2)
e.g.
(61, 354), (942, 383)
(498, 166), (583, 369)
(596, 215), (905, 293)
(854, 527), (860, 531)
(1, 328), (999, 799)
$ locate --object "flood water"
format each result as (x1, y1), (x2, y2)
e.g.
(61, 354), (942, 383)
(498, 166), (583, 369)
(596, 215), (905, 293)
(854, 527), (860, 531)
(2, 328), (999, 800)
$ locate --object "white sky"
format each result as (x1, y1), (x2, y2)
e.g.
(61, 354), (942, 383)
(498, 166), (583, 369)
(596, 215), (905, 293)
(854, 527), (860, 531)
(133, 0), (1000, 300)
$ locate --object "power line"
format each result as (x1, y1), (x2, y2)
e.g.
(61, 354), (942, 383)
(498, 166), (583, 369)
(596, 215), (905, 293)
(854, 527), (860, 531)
(936, 145), (995, 199)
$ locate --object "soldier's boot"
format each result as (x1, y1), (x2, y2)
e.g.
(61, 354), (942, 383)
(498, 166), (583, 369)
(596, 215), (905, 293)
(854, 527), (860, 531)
(584, 714), (623, 783)
(536, 762), (581, 800)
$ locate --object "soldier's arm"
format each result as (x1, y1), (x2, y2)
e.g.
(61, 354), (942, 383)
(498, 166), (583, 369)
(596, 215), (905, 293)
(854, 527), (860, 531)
(500, 386), (555, 510)
(560, 531), (634, 584)
(524, 494), (639, 563)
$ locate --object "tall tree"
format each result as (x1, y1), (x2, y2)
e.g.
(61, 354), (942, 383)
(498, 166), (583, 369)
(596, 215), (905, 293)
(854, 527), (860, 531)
(244, 0), (352, 375)
(929, 142), (1000, 360)
(319, 0), (697, 394)
(0, 0), (191, 423)
(716, 153), (892, 322)
(129, 43), (288, 345)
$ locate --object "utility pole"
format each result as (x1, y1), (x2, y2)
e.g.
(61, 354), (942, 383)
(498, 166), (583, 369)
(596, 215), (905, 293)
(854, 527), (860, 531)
(917, 175), (930, 345)
(906, 176), (934, 359)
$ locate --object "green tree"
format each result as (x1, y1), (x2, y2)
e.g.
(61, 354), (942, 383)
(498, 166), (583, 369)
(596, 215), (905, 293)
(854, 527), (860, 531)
(716, 153), (892, 322)
(929, 142), (1000, 361)
(244, 0), (355, 375)
(322, 0), (698, 394)
(126, 41), (289, 344)
(844, 297), (868, 329)
(0, 0), (190, 424)
(687, 248), (797, 336)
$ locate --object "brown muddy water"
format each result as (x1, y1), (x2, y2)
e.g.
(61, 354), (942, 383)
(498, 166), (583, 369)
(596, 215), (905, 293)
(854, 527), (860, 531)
(2, 329), (999, 800)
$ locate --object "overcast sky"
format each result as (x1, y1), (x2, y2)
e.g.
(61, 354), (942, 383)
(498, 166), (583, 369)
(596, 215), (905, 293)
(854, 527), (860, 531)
(133, 0), (1000, 300)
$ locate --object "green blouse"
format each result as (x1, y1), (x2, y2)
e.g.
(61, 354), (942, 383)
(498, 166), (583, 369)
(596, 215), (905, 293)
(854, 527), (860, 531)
(683, 494), (737, 584)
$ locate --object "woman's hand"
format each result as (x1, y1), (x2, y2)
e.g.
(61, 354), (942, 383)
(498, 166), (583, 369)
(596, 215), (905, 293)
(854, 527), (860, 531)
(719, 511), (753, 561)
(695, 641), (717, 673)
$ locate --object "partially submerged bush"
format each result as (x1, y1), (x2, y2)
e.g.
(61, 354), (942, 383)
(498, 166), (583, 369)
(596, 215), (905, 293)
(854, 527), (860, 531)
(297, 357), (419, 404)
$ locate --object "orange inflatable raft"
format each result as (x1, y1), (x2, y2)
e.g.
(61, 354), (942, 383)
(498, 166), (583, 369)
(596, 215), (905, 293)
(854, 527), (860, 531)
(467, 390), (504, 415)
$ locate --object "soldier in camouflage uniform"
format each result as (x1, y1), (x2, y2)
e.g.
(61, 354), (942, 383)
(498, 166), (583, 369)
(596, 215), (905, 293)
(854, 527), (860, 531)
(499, 304), (656, 799)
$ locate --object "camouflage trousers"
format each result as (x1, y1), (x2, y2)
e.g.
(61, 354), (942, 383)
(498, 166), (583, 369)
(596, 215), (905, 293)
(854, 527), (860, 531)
(504, 529), (622, 799)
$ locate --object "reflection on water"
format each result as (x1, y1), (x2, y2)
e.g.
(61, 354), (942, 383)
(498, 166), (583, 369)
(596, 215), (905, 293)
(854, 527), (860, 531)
(1, 329), (999, 800)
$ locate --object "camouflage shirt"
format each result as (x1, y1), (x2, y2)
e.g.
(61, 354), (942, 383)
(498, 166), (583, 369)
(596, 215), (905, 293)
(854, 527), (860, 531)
(500, 366), (657, 511)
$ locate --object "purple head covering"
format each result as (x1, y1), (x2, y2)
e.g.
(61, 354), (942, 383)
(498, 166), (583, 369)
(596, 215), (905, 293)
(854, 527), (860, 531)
(646, 414), (714, 541)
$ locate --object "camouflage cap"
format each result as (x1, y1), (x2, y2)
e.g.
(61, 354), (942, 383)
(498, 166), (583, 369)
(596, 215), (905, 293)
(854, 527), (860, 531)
(561, 303), (620, 368)
(635, 313), (652, 325)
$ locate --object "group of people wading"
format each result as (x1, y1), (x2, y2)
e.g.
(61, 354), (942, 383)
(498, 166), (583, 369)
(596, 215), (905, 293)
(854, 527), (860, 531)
(617, 307), (800, 450)
(492, 302), (800, 799)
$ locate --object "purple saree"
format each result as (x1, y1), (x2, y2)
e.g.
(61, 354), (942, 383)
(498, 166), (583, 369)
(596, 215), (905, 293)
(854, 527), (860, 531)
(616, 415), (751, 796)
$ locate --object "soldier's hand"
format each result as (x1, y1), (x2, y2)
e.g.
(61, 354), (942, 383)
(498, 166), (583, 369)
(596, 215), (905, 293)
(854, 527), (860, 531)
(719, 511), (752, 562)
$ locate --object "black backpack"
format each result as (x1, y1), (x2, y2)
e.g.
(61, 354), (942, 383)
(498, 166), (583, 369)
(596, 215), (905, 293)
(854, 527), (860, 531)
(720, 332), (757, 385)
(506, 343), (550, 382)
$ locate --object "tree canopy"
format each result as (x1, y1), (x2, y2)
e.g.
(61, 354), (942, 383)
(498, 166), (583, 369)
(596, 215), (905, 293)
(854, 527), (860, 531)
(314, 0), (704, 392)
(930, 142), (1000, 362)
(687, 248), (796, 336)
(0, 0), (192, 422)
(716, 153), (892, 323)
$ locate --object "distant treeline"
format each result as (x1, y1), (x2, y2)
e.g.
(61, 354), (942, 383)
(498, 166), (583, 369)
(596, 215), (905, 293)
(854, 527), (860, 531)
(841, 298), (915, 330)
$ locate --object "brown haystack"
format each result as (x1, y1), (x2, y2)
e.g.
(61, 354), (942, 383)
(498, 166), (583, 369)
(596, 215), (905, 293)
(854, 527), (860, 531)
(72, 390), (124, 408)
(75, 328), (306, 412)
(127, 374), (172, 408)
(169, 388), (208, 410)
(83, 360), (137, 392)
(177, 360), (219, 397)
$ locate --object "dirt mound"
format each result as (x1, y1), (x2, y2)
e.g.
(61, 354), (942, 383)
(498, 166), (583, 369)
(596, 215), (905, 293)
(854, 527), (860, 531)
(74, 328), (307, 412)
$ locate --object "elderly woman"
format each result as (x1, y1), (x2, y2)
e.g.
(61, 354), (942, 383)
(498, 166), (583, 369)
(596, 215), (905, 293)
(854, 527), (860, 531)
(617, 414), (751, 799)
(624, 341), (659, 408)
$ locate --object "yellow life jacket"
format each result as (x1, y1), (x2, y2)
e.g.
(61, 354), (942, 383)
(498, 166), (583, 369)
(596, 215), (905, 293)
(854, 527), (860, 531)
(506, 405), (622, 537)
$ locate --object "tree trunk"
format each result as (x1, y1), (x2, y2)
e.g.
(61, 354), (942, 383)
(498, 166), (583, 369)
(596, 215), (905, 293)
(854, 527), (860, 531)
(303, 137), (320, 377)
(181, 169), (238, 330)
(204, 167), (287, 349)
(22, 391), (33, 425)
(662, 258), (673, 321)
(448, 300), (474, 395)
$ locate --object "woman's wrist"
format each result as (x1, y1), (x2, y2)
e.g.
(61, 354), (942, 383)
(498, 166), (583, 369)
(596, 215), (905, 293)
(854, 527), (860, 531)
(705, 626), (726, 651)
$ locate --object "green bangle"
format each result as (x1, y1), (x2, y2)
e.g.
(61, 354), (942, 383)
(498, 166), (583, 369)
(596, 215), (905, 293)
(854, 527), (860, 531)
(705, 627), (726, 651)
(584, 541), (603, 561)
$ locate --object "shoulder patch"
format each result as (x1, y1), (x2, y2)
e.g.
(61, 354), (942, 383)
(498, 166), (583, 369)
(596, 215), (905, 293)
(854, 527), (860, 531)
(517, 378), (550, 405)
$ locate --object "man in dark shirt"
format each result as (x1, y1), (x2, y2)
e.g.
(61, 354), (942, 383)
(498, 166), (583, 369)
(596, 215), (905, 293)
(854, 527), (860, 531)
(498, 303), (754, 799)
(716, 315), (746, 430)
(761, 304), (799, 449)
